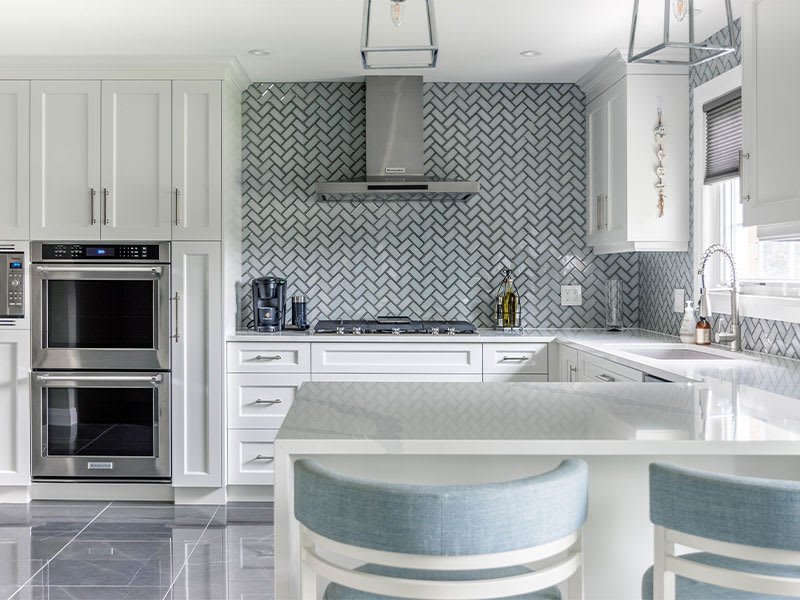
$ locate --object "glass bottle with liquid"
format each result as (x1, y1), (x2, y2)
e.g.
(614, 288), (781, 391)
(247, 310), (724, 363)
(503, 274), (518, 327)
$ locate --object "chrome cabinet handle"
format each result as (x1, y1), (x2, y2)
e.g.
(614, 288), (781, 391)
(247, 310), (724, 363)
(171, 292), (181, 342)
(90, 188), (97, 224)
(37, 374), (162, 384)
(254, 455), (274, 461)
(502, 356), (530, 362)
(595, 373), (615, 383)
(254, 399), (282, 405)
(175, 188), (181, 225)
(254, 355), (281, 361)
(568, 365), (577, 382)
(103, 188), (110, 225)
(37, 265), (161, 276)
(740, 150), (751, 203)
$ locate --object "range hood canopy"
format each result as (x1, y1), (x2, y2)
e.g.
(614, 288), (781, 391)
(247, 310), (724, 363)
(315, 76), (480, 202)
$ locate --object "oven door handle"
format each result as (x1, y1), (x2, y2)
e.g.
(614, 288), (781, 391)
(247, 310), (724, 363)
(36, 265), (162, 276)
(36, 374), (163, 385)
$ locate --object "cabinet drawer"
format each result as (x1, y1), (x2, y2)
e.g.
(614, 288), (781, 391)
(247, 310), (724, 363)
(227, 374), (308, 429)
(312, 373), (483, 383)
(577, 351), (642, 383)
(311, 343), (482, 374)
(482, 343), (548, 374)
(227, 430), (276, 485)
(482, 374), (548, 383)
(226, 342), (310, 373)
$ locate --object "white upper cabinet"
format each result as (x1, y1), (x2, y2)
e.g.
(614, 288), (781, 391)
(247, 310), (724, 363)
(580, 51), (689, 254)
(172, 81), (222, 241)
(30, 81), (102, 240)
(742, 0), (800, 227)
(101, 81), (172, 240)
(0, 82), (29, 240)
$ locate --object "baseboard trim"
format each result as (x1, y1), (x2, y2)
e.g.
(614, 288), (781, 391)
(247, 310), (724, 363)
(31, 482), (174, 502)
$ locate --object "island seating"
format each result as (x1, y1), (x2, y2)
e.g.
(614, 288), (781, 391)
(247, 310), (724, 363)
(643, 462), (800, 599)
(293, 457), (588, 600)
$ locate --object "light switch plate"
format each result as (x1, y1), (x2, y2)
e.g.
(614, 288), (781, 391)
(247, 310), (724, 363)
(674, 289), (685, 312)
(561, 285), (582, 306)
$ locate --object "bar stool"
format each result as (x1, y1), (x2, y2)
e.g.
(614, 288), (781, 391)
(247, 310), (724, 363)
(293, 458), (588, 600)
(643, 462), (800, 599)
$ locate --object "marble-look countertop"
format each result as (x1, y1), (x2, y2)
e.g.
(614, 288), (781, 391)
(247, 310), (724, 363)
(230, 327), (800, 401)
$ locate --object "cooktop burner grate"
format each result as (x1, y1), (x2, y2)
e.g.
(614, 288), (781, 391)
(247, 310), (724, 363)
(314, 318), (478, 335)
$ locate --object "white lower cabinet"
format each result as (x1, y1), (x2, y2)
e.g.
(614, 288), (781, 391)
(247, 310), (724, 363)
(227, 374), (309, 428)
(559, 346), (579, 382)
(483, 374), (548, 383)
(482, 343), (548, 375)
(311, 343), (482, 375)
(172, 242), (223, 488)
(576, 350), (643, 383)
(0, 330), (30, 488)
(227, 429), (277, 485)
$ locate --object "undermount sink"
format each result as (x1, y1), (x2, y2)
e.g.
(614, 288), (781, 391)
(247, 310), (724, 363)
(622, 348), (736, 361)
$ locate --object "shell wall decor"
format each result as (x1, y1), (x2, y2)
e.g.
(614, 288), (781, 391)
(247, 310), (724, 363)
(654, 108), (666, 218)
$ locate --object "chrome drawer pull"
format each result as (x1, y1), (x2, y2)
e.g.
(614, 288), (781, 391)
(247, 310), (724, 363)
(254, 355), (281, 361)
(595, 374), (615, 383)
(254, 455), (274, 461)
(253, 399), (282, 405)
(502, 356), (530, 362)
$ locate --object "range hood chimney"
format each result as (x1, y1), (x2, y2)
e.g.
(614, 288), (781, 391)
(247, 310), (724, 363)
(315, 76), (480, 201)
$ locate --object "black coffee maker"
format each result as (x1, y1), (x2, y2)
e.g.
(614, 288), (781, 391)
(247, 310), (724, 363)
(252, 276), (287, 332)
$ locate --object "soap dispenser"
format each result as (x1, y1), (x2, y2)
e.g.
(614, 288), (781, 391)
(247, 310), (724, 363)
(679, 300), (696, 344)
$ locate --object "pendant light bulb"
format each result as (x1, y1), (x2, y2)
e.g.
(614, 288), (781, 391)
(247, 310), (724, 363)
(672, 0), (688, 22)
(390, 0), (405, 27)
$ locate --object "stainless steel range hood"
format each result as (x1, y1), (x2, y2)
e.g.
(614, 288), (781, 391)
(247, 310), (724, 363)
(315, 76), (480, 202)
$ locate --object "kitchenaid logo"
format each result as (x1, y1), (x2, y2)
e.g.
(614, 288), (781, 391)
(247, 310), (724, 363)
(385, 167), (406, 175)
(88, 461), (113, 470)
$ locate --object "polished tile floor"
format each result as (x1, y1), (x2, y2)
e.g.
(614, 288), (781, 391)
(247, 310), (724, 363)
(0, 501), (274, 600)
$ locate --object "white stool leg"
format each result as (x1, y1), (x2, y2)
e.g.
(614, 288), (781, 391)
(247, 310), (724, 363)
(567, 530), (584, 600)
(654, 525), (676, 600)
(300, 529), (317, 600)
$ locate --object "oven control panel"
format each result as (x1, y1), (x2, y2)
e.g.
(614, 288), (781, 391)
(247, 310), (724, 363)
(1, 253), (24, 318)
(35, 242), (169, 263)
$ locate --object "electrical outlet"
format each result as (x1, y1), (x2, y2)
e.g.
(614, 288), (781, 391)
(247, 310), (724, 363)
(561, 285), (582, 307)
(673, 289), (685, 312)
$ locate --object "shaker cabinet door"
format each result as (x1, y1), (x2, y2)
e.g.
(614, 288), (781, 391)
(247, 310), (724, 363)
(0, 82), (29, 240)
(172, 81), (222, 241)
(30, 81), (101, 240)
(742, 0), (800, 227)
(101, 81), (172, 240)
(0, 330), (30, 487)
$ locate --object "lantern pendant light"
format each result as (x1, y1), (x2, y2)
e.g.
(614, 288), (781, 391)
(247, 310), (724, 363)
(361, 0), (439, 69)
(628, 0), (736, 66)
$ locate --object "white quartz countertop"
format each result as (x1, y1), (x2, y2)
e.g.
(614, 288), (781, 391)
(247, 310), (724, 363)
(276, 381), (800, 454)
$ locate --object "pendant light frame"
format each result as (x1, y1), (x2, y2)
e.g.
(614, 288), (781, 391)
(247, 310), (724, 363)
(361, 0), (439, 70)
(628, 0), (736, 66)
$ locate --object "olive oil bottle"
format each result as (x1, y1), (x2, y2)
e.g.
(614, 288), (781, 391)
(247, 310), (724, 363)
(502, 272), (517, 327)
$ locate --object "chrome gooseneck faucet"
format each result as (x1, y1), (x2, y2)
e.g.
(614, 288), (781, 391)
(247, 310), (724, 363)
(697, 244), (741, 352)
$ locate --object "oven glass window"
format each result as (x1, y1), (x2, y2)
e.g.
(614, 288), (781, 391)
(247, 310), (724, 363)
(46, 281), (154, 348)
(45, 388), (156, 457)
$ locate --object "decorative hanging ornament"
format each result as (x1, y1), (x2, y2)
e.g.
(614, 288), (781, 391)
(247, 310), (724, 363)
(654, 109), (666, 218)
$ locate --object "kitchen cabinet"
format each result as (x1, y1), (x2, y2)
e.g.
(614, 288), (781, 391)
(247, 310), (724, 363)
(172, 81), (222, 241)
(30, 81), (102, 240)
(227, 373), (308, 429)
(580, 50), (689, 254)
(172, 242), (223, 488)
(311, 342), (482, 375)
(228, 429), (277, 485)
(101, 81), (172, 240)
(482, 343), (548, 375)
(0, 330), (30, 490)
(576, 350), (643, 383)
(0, 82), (29, 240)
(559, 345), (579, 382)
(741, 0), (800, 227)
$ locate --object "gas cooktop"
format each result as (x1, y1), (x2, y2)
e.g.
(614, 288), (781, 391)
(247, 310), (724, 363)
(315, 317), (478, 335)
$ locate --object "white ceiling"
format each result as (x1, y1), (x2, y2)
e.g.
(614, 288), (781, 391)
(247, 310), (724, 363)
(0, 0), (743, 83)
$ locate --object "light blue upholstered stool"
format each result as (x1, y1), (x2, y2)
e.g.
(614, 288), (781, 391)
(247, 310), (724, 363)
(642, 462), (800, 600)
(294, 458), (588, 600)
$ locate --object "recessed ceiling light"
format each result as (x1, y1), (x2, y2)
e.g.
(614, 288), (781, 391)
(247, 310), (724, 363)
(520, 50), (542, 57)
(248, 49), (270, 56)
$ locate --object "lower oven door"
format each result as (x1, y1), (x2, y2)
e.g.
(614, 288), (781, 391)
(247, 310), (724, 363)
(32, 372), (171, 480)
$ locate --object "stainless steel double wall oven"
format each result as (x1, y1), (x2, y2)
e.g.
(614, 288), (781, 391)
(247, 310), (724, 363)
(31, 242), (171, 480)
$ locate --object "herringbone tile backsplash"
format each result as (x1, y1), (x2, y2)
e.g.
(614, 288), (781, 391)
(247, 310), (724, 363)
(240, 82), (639, 329)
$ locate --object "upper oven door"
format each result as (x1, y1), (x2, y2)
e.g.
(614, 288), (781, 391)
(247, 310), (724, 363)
(32, 264), (171, 370)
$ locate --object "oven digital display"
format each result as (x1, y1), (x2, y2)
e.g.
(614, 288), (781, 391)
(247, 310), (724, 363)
(9, 262), (21, 269)
(86, 247), (115, 257)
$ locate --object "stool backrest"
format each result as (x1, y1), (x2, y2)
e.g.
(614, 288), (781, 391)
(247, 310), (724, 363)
(294, 458), (588, 556)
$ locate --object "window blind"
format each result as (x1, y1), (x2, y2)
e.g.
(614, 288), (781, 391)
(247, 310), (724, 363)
(704, 88), (742, 184)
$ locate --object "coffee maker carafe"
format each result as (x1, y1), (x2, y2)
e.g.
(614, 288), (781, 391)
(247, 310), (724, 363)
(252, 277), (287, 332)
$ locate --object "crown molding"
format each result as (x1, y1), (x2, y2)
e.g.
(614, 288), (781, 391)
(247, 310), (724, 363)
(224, 57), (252, 92)
(577, 49), (688, 102)
(0, 55), (248, 81)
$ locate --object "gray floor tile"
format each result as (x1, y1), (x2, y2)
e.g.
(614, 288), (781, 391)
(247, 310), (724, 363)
(0, 502), (107, 528)
(9, 586), (170, 600)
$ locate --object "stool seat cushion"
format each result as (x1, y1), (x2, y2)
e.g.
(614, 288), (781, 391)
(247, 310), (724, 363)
(642, 552), (800, 599)
(324, 563), (562, 600)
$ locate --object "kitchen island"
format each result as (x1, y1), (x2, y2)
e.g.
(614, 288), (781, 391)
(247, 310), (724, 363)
(274, 380), (800, 599)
